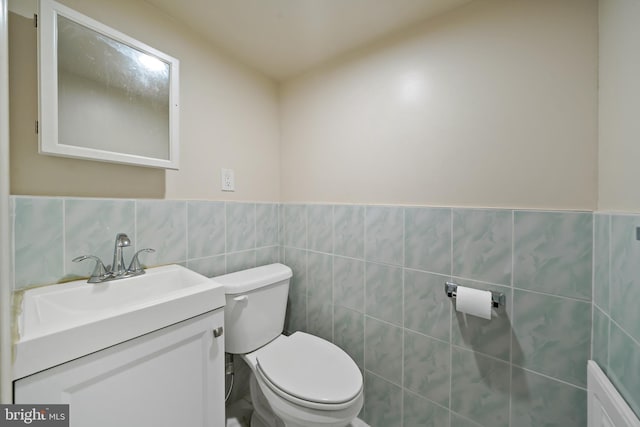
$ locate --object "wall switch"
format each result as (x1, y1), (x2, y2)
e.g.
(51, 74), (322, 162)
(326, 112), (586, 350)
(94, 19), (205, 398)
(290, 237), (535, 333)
(221, 168), (235, 192)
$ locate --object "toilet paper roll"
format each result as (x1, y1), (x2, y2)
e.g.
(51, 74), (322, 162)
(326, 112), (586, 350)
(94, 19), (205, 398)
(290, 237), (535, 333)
(455, 286), (492, 320)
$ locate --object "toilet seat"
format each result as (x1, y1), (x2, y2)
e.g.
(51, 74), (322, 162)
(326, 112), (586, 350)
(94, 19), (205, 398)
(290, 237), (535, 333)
(252, 332), (363, 410)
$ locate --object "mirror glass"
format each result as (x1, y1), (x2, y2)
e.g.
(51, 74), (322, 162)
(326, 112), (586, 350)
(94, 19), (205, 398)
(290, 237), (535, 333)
(39, 0), (180, 169)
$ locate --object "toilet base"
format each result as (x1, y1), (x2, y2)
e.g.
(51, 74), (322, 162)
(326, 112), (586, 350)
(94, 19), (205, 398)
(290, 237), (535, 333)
(250, 412), (274, 427)
(250, 373), (285, 427)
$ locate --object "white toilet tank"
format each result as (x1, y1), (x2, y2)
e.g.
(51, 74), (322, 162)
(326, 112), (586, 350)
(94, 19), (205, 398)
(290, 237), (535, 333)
(212, 263), (292, 354)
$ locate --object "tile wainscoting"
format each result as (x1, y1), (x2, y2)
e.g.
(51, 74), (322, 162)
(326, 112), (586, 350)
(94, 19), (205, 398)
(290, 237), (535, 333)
(281, 204), (593, 427)
(10, 197), (640, 426)
(10, 197), (279, 289)
(592, 213), (640, 419)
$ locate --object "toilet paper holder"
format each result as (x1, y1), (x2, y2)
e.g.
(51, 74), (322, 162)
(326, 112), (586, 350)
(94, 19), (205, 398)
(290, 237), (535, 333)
(444, 281), (506, 308)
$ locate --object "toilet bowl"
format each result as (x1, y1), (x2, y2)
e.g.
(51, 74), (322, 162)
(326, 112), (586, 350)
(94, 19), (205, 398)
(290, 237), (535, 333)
(245, 332), (363, 427)
(211, 264), (363, 427)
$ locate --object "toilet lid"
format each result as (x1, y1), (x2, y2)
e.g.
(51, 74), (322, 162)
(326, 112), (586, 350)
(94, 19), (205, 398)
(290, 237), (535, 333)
(256, 332), (362, 405)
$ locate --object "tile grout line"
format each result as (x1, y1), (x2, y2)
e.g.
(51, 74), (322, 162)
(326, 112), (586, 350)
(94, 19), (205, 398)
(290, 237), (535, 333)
(505, 286), (592, 304)
(404, 387), (450, 413)
(509, 209), (515, 427)
(449, 207), (453, 425)
(252, 203), (256, 268)
(515, 365), (589, 391)
(606, 214), (611, 370)
(362, 204), (368, 422)
(589, 215), (596, 360)
(609, 315), (640, 349)
(181, 201), (187, 264)
(331, 205), (335, 343)
(400, 207), (405, 427)
(185, 201), (190, 264)
(590, 213), (596, 361)
(305, 205), (309, 333)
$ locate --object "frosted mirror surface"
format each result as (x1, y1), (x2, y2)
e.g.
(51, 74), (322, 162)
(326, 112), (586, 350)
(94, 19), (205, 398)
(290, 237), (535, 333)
(57, 15), (170, 160)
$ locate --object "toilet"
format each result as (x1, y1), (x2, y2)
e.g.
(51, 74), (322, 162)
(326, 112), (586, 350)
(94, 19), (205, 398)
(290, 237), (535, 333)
(213, 263), (364, 427)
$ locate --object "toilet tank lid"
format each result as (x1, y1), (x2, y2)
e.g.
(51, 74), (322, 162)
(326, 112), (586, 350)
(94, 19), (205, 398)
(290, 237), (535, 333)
(212, 263), (293, 295)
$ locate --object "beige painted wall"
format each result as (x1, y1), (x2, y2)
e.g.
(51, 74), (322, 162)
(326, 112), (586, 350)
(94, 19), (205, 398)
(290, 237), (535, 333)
(9, 0), (281, 201)
(598, 0), (640, 212)
(11, 0), (601, 208)
(280, 0), (598, 209)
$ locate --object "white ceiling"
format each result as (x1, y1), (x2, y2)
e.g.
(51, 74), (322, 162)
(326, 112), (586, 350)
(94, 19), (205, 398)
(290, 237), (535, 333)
(144, 0), (473, 80)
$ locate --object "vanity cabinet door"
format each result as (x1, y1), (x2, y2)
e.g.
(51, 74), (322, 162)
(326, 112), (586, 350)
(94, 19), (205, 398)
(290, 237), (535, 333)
(15, 309), (225, 427)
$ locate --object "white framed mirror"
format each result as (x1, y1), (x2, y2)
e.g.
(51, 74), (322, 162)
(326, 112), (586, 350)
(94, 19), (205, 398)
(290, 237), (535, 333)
(38, 0), (180, 169)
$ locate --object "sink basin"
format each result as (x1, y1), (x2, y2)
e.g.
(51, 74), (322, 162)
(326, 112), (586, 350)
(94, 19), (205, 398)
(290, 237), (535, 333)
(13, 264), (225, 379)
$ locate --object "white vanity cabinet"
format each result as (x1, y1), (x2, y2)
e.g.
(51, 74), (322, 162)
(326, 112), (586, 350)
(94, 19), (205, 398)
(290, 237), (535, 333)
(14, 310), (225, 427)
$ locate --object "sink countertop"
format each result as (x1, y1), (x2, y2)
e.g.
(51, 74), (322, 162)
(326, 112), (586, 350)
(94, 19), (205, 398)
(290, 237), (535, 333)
(13, 264), (225, 380)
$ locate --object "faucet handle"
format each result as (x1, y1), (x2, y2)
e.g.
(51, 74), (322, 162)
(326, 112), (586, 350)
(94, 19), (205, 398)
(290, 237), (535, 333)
(72, 255), (110, 283)
(127, 248), (155, 275)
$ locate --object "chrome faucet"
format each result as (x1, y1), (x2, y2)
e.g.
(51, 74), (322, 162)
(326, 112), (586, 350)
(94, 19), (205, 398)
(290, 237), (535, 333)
(73, 232), (155, 283)
(111, 233), (131, 277)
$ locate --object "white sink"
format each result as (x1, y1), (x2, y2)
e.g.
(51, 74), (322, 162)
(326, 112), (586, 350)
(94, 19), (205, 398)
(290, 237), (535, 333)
(13, 264), (225, 379)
